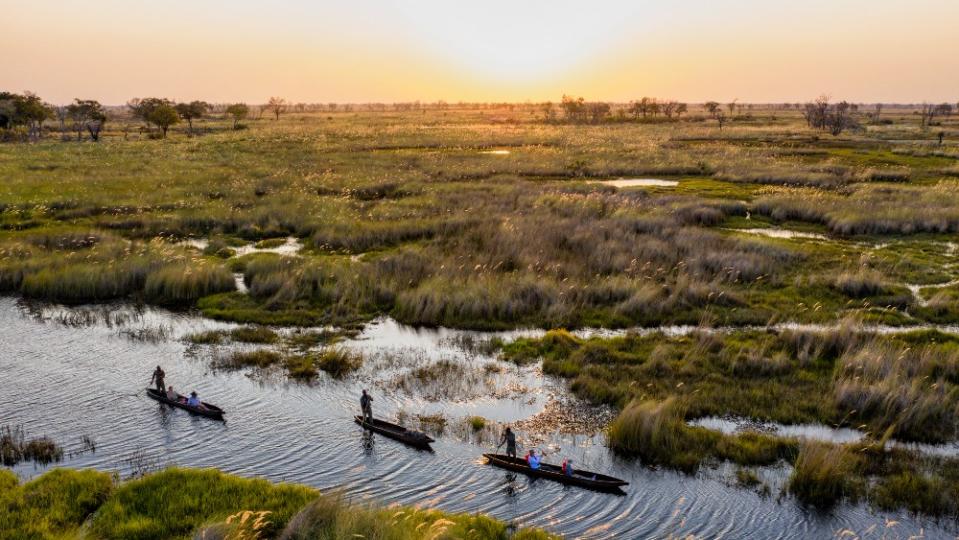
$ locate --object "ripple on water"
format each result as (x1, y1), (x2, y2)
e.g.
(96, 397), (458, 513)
(1, 298), (954, 539)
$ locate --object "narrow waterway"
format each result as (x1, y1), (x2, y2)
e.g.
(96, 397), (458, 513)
(1, 298), (954, 539)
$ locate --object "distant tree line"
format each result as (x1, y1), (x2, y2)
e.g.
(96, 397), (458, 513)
(542, 95), (689, 125)
(3, 90), (957, 143)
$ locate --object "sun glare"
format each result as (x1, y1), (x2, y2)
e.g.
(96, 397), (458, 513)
(386, 1), (643, 82)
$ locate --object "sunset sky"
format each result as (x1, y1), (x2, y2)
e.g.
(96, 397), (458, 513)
(4, 0), (958, 105)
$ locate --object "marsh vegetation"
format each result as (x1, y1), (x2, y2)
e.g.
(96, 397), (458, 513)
(3, 99), (959, 526)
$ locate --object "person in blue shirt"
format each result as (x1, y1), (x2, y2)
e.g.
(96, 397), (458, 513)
(525, 449), (541, 470)
(562, 458), (574, 476)
(186, 391), (203, 408)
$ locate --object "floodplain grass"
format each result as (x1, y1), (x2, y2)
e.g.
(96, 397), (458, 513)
(0, 467), (556, 540)
(216, 347), (361, 380)
(2, 108), (957, 328)
(506, 325), (959, 515)
(0, 468), (113, 540)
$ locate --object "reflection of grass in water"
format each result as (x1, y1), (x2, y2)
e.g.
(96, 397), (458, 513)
(389, 360), (493, 402)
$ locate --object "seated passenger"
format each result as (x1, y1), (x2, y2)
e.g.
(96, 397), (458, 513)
(166, 386), (177, 401)
(562, 458), (574, 476)
(526, 449), (541, 470)
(186, 391), (202, 408)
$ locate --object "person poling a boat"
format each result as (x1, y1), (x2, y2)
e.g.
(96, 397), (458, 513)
(360, 389), (373, 423)
(150, 365), (165, 392)
(498, 426), (517, 459)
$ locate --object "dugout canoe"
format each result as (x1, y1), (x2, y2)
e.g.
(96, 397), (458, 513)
(146, 388), (225, 420)
(354, 416), (434, 450)
(483, 453), (628, 492)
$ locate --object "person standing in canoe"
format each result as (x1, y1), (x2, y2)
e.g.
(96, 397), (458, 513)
(360, 389), (373, 424)
(498, 426), (517, 459)
(150, 366), (165, 392)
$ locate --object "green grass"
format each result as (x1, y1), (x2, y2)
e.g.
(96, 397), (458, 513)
(0, 468), (113, 540)
(314, 348), (362, 378)
(89, 468), (317, 540)
(468, 416), (487, 431)
(0, 467), (556, 540)
(787, 442), (862, 508)
(230, 325), (279, 344)
(2, 109), (956, 328)
(274, 496), (556, 540)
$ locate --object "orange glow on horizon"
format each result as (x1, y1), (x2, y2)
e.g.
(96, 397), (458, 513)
(2, 0), (958, 105)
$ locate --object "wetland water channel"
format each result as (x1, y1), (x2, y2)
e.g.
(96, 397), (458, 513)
(1, 297), (955, 539)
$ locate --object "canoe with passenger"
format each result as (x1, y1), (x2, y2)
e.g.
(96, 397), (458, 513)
(146, 388), (225, 420)
(483, 453), (628, 492)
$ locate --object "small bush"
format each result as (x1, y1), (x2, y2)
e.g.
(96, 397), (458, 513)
(144, 263), (236, 305)
(225, 350), (284, 369)
(833, 269), (888, 298)
(871, 472), (954, 516)
(607, 398), (707, 472)
(230, 326), (279, 344)
(315, 348), (362, 378)
(788, 442), (861, 507)
(187, 330), (224, 345)
(468, 416), (487, 431)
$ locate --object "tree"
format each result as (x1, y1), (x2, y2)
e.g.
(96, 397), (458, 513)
(714, 109), (727, 130)
(628, 97), (657, 119)
(146, 104), (179, 137)
(703, 101), (721, 115)
(727, 99), (738, 115)
(128, 97), (172, 122)
(226, 103), (249, 129)
(266, 97), (287, 120)
(825, 101), (853, 136)
(0, 92), (16, 129)
(128, 97), (179, 136)
(662, 101), (685, 119)
(803, 96), (857, 135)
(66, 99), (108, 141)
(540, 101), (556, 122)
(175, 101), (208, 134)
(803, 95), (831, 130)
(586, 102), (611, 123)
(17, 93), (54, 140)
(560, 95), (586, 122)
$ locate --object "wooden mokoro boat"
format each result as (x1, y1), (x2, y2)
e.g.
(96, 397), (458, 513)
(483, 453), (628, 492)
(354, 416), (434, 450)
(146, 388), (225, 420)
